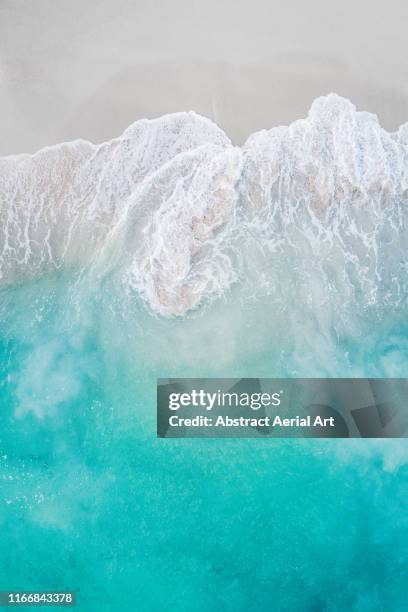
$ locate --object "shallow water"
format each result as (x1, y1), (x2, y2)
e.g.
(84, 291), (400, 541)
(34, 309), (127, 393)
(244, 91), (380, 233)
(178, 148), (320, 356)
(1, 96), (407, 610)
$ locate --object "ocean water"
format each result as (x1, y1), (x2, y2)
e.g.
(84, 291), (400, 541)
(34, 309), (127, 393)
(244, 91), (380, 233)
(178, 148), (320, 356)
(0, 95), (407, 611)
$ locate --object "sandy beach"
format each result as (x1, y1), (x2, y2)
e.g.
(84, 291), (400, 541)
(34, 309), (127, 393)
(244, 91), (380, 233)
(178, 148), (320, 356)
(1, 0), (408, 154)
(1, 3), (408, 610)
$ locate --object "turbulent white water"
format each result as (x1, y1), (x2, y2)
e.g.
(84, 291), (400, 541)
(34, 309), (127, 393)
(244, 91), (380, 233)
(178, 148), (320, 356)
(1, 94), (408, 317)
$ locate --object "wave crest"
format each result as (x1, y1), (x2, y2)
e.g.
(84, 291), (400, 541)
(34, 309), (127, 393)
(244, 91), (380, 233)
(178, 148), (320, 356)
(1, 95), (408, 316)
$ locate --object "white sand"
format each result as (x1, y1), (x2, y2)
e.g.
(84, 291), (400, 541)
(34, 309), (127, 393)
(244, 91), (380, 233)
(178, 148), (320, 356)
(1, 0), (408, 154)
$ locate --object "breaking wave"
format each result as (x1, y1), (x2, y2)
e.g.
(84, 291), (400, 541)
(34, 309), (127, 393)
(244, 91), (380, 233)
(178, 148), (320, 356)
(2, 95), (408, 610)
(1, 94), (408, 318)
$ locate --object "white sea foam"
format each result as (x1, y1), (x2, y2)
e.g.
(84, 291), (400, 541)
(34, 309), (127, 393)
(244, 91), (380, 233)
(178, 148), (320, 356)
(1, 94), (408, 316)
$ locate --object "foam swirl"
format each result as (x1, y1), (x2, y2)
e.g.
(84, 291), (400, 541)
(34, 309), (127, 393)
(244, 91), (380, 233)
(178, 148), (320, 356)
(1, 94), (408, 316)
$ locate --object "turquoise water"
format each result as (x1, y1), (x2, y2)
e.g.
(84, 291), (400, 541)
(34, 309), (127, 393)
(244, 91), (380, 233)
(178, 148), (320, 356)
(0, 272), (407, 612)
(1, 96), (408, 610)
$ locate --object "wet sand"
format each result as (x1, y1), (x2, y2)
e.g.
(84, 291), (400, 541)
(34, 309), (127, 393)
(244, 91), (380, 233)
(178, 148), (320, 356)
(1, 0), (408, 154)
